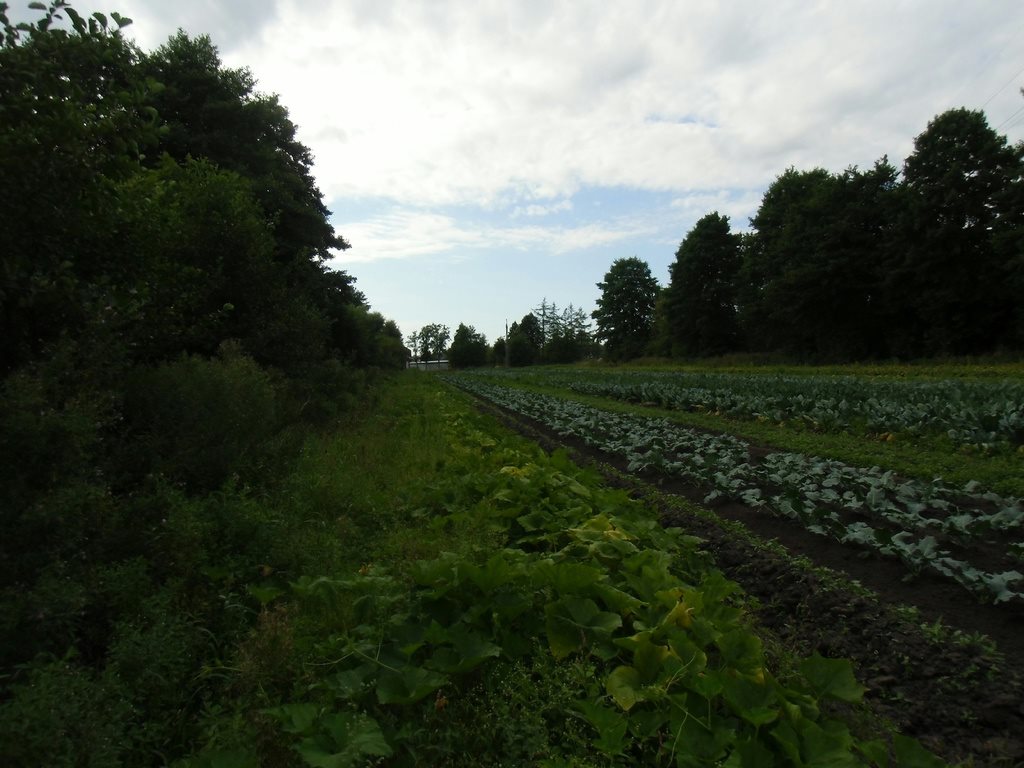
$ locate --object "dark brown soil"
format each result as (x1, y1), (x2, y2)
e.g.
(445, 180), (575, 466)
(471, 396), (1024, 768)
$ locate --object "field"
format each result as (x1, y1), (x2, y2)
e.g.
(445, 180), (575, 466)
(7, 365), (1022, 766)
(441, 363), (1024, 766)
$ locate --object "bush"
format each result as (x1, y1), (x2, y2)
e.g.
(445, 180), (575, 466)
(122, 349), (282, 492)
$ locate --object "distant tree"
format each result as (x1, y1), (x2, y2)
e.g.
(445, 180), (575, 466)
(545, 304), (596, 363)
(646, 289), (673, 358)
(492, 337), (507, 366)
(592, 257), (660, 360)
(666, 212), (742, 357)
(405, 330), (421, 362)
(519, 313), (544, 351)
(533, 297), (559, 351)
(447, 323), (489, 368)
(738, 161), (900, 360)
(418, 323), (450, 362)
(738, 168), (834, 356)
(887, 108), (1024, 356)
(505, 313), (542, 366)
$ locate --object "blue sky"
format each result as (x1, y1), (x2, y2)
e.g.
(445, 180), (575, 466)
(14, 1), (1024, 346)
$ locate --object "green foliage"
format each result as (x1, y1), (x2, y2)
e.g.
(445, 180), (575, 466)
(592, 257), (660, 361)
(889, 108), (1024, 357)
(661, 108), (1023, 362)
(447, 323), (489, 368)
(415, 323), (451, 363)
(122, 350), (282, 492)
(451, 372), (1024, 604)
(0, 4), (405, 766)
(667, 212), (742, 357)
(0, 0), (160, 371)
(0, 653), (134, 768)
(141, 30), (347, 265)
(739, 160), (900, 360)
(112, 157), (286, 362)
(243, 380), (940, 766)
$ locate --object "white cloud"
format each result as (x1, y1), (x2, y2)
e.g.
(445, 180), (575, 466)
(24, 0), (1024, 259)
(332, 208), (656, 264)
(209, 0), (1022, 212)
(511, 199), (574, 217)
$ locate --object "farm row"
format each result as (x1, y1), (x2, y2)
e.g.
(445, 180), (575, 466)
(477, 368), (1024, 453)
(446, 373), (1024, 605)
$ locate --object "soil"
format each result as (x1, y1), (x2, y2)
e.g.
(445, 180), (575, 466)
(470, 396), (1024, 768)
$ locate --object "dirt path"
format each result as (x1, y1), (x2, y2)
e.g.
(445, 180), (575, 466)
(471, 396), (1024, 767)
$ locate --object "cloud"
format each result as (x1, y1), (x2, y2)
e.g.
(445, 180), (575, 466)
(44, 0), (1022, 214)
(332, 207), (656, 264)
(511, 199), (574, 218)
(21, 0), (1024, 261)
(213, 0), (1020, 212)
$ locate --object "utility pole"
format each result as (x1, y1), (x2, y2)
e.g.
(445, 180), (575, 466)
(504, 320), (510, 367)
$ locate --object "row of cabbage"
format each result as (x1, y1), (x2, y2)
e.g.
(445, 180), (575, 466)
(476, 369), (1024, 450)
(447, 376), (1024, 605)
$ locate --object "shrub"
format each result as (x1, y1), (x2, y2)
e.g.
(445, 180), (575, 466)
(122, 350), (282, 492)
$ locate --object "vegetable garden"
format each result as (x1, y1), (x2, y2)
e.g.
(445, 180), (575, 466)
(446, 373), (1024, 605)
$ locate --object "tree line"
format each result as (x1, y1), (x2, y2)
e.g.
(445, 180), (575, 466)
(0, 4), (408, 760)
(593, 107), (1024, 362)
(416, 106), (1022, 369)
(406, 300), (601, 369)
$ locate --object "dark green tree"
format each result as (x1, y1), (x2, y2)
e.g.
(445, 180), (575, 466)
(141, 31), (346, 264)
(448, 323), (489, 368)
(738, 161), (900, 359)
(592, 257), (660, 360)
(505, 313), (543, 366)
(738, 168), (835, 355)
(0, 2), (157, 372)
(887, 108), (1024, 356)
(545, 304), (596, 363)
(666, 212), (742, 357)
(491, 336), (507, 367)
(417, 323), (451, 362)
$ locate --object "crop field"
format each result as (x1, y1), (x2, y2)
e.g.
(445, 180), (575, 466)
(439, 364), (1024, 765)
(447, 370), (1024, 605)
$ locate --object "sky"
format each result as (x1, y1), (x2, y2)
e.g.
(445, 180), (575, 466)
(15, 1), (1024, 346)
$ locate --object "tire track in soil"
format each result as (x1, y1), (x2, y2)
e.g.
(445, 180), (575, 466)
(469, 395), (1024, 767)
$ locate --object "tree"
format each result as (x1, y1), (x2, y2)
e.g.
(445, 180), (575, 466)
(417, 323), (450, 362)
(505, 314), (543, 366)
(492, 337), (507, 367)
(738, 161), (900, 359)
(447, 324), (489, 368)
(406, 330), (422, 362)
(887, 108), (1024, 356)
(0, 2), (158, 372)
(545, 304), (596, 363)
(592, 257), (660, 360)
(738, 168), (835, 355)
(141, 31), (347, 265)
(666, 212), (742, 357)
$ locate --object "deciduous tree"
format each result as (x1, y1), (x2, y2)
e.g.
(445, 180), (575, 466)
(448, 323), (489, 368)
(592, 257), (660, 360)
(888, 108), (1024, 356)
(666, 212), (742, 357)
